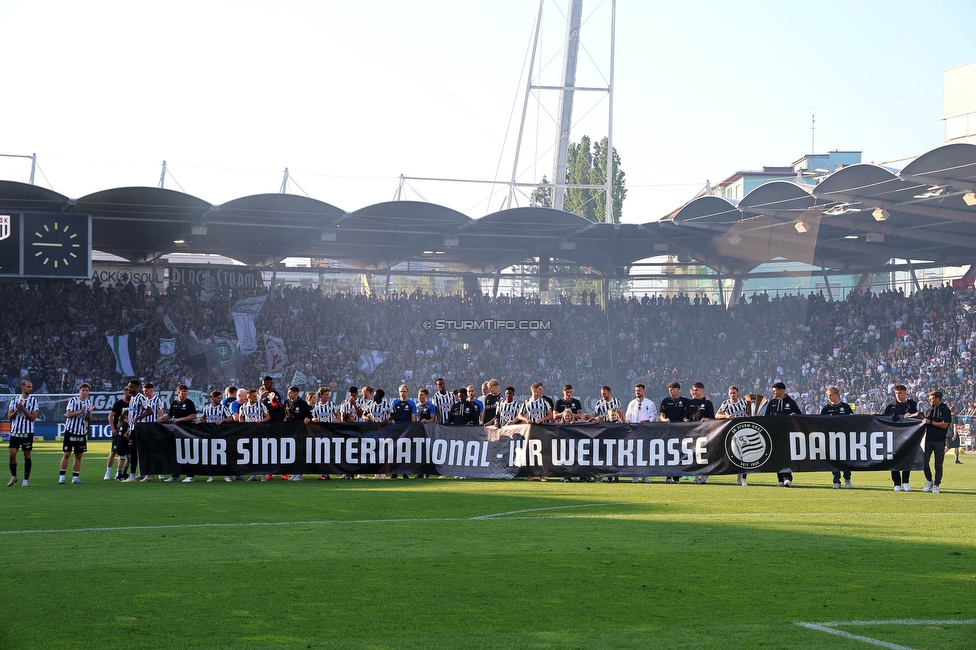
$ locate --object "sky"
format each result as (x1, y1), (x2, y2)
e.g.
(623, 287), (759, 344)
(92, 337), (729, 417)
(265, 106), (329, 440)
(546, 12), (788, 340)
(1, 0), (974, 225)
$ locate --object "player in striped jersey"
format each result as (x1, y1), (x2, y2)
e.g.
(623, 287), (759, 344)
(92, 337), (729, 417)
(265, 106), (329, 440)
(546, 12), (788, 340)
(360, 386), (377, 419)
(59, 383), (93, 484)
(132, 383), (166, 424)
(311, 387), (339, 481)
(8, 380), (38, 487)
(311, 387), (339, 423)
(495, 386), (520, 426)
(240, 389), (270, 422)
(366, 389), (392, 479)
(431, 378), (456, 425)
(239, 389), (270, 482)
(130, 382), (165, 482)
(716, 386), (750, 485)
(341, 386), (365, 423)
(339, 387), (365, 479)
(514, 382), (553, 481)
(515, 382), (554, 424)
(592, 385), (624, 422)
(196, 391), (234, 483)
(197, 390), (233, 425)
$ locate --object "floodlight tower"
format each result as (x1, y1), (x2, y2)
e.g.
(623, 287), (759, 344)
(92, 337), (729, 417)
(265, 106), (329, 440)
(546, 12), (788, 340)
(551, 0), (583, 212)
(507, 0), (616, 220)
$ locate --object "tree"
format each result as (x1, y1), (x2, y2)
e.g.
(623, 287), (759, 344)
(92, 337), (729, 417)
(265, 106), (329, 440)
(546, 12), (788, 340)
(563, 135), (626, 223)
(530, 175), (552, 208)
(592, 137), (626, 224)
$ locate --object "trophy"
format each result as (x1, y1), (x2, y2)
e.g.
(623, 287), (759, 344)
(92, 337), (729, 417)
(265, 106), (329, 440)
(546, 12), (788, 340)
(743, 393), (768, 416)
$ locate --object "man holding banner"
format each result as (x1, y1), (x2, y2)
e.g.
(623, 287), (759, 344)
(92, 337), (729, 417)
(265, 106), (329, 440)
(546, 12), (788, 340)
(766, 382), (803, 487)
(159, 385), (197, 482)
(878, 384), (919, 491)
(821, 387), (854, 488)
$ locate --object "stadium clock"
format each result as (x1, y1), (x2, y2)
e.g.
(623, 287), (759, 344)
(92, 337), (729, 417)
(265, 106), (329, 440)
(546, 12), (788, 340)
(22, 213), (91, 278)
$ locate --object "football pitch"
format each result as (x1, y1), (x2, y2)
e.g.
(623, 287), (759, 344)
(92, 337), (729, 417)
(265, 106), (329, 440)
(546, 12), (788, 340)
(2, 442), (974, 649)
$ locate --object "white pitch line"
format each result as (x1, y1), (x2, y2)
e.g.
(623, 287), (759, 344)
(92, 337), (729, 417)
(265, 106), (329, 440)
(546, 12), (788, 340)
(470, 502), (638, 520)
(795, 619), (976, 649)
(499, 511), (973, 519)
(814, 619), (976, 627)
(0, 518), (462, 536)
(0, 502), (634, 535)
(795, 622), (913, 649)
(0, 504), (969, 536)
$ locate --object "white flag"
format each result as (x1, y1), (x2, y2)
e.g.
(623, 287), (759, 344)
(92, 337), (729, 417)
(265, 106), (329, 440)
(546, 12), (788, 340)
(358, 350), (387, 374)
(159, 338), (176, 357)
(232, 295), (267, 355)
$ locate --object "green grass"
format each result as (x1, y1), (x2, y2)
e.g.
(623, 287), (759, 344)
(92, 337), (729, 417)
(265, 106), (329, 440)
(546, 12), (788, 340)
(2, 442), (975, 649)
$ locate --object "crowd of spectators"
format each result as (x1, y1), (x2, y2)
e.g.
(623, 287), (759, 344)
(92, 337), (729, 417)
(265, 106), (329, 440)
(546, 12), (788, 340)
(3, 279), (976, 429)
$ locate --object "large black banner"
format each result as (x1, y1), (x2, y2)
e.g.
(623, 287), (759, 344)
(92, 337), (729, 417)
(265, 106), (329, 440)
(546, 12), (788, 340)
(135, 416), (925, 479)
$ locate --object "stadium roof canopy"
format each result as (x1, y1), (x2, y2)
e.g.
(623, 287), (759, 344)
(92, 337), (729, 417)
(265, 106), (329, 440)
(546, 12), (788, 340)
(1, 142), (975, 278)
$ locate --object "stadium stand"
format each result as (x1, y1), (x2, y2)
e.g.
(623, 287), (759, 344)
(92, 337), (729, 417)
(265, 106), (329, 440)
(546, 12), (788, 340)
(2, 280), (975, 426)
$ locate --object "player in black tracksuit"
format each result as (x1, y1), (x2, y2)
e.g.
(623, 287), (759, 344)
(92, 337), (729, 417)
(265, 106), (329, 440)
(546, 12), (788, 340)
(920, 390), (952, 492)
(767, 382), (802, 486)
(820, 386), (854, 488)
(876, 384), (918, 491)
(685, 382), (715, 484)
(659, 382), (687, 484)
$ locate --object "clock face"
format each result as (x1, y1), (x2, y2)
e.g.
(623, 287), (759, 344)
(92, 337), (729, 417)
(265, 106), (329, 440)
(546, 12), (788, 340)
(23, 214), (90, 278)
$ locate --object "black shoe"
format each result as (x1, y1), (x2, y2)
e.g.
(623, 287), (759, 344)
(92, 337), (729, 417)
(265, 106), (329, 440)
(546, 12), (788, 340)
(402, 474), (409, 479)
(955, 460), (963, 464)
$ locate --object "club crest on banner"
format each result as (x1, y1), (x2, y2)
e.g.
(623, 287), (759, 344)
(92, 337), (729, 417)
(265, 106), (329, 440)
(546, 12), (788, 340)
(0, 215), (9, 241)
(725, 421), (772, 469)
